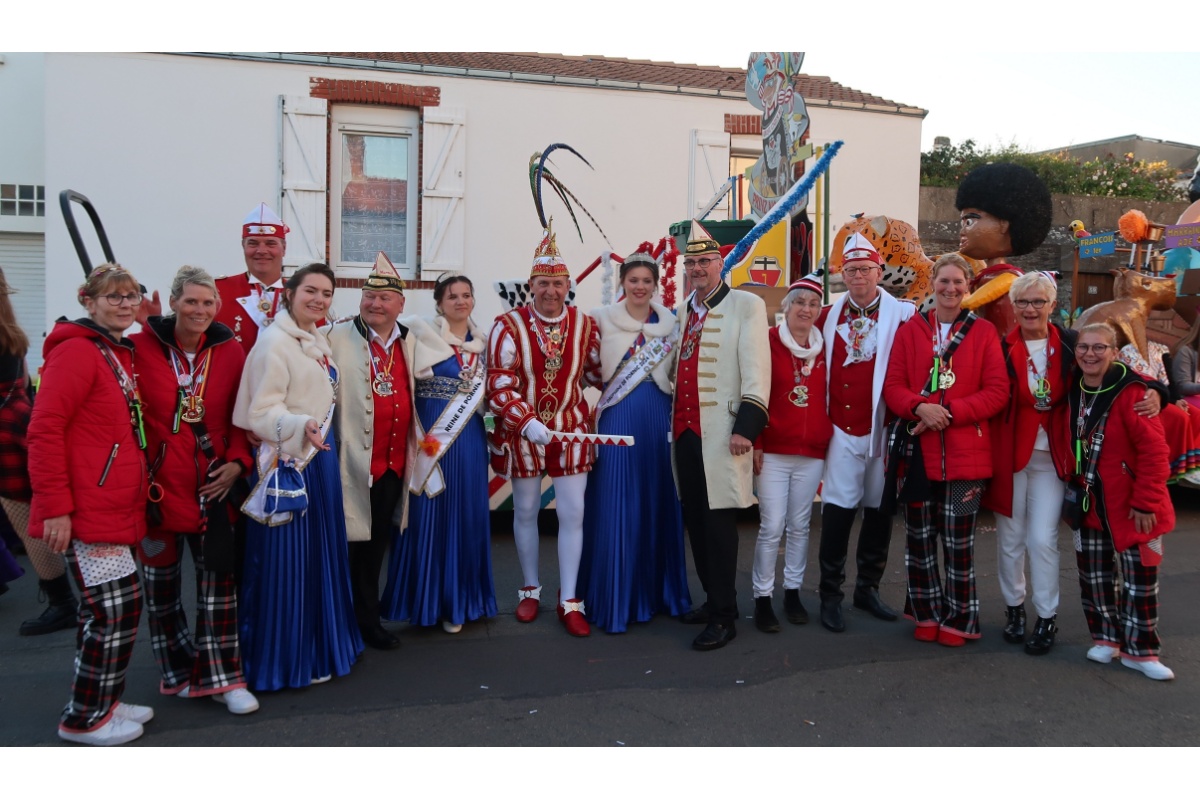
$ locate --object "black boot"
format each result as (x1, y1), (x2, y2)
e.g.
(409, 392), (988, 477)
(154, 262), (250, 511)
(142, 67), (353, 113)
(19, 575), (77, 636)
(1024, 615), (1057, 655)
(818, 504), (858, 602)
(754, 596), (780, 633)
(819, 596), (845, 633)
(1002, 605), (1026, 644)
(783, 589), (809, 625)
(854, 506), (893, 596)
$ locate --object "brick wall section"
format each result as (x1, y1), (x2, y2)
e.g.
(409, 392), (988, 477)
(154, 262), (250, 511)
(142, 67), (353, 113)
(310, 77), (441, 108)
(724, 114), (761, 136)
(311, 76), (439, 272)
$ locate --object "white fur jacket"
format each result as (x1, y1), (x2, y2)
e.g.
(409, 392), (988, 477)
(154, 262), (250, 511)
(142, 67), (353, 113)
(233, 310), (335, 460)
(590, 300), (677, 395)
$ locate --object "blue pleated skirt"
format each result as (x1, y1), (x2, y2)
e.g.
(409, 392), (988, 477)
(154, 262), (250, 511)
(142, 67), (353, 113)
(382, 358), (497, 627)
(240, 444), (363, 691)
(580, 380), (691, 632)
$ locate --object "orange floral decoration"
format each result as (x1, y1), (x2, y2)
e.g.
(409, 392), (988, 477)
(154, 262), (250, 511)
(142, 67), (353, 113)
(419, 433), (441, 457)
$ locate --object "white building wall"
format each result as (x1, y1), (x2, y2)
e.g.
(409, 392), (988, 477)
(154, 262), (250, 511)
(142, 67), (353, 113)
(0, 52), (46, 235)
(40, 53), (921, 331)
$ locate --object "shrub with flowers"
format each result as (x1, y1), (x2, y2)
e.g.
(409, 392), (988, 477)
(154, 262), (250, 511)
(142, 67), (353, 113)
(922, 140), (1185, 201)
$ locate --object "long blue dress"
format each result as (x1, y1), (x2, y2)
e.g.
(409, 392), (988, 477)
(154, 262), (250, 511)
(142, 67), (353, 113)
(240, 374), (363, 691)
(382, 350), (497, 627)
(580, 325), (692, 633)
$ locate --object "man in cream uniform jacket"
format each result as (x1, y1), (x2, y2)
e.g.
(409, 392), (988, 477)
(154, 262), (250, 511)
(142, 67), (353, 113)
(816, 233), (916, 633)
(672, 221), (770, 651)
(327, 253), (439, 651)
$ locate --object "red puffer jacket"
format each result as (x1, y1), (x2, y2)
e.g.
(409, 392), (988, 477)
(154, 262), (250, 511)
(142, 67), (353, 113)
(883, 311), (1009, 481)
(28, 319), (147, 545)
(130, 317), (252, 535)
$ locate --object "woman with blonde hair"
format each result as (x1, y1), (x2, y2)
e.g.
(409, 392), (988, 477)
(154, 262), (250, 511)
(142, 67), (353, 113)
(29, 264), (153, 745)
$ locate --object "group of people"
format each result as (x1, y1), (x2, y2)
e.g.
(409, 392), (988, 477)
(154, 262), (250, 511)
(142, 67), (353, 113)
(0, 161), (1181, 748)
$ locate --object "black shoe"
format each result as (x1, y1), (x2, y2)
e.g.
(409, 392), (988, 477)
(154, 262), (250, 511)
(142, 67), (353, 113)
(19, 601), (77, 636)
(783, 589), (809, 625)
(1003, 605), (1027, 644)
(361, 624), (401, 651)
(820, 598), (845, 633)
(680, 606), (710, 625)
(692, 621), (737, 651)
(1024, 615), (1057, 656)
(852, 588), (898, 621)
(754, 597), (780, 633)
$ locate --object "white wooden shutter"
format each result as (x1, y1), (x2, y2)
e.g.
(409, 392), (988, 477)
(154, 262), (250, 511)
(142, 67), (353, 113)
(279, 95), (328, 267)
(689, 129), (731, 220)
(0, 232), (46, 372)
(420, 106), (466, 275)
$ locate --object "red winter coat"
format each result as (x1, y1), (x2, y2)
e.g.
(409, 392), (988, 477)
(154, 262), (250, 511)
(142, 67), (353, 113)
(28, 319), (147, 545)
(1066, 368), (1174, 556)
(883, 312), (1008, 482)
(130, 317), (252, 535)
(982, 324), (1076, 516)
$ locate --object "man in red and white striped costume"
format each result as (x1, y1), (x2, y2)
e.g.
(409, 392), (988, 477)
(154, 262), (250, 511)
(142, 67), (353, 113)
(486, 224), (601, 637)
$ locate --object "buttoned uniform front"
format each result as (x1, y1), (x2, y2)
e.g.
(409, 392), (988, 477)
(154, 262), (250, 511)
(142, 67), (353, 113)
(327, 316), (429, 542)
(671, 282), (770, 628)
(215, 272), (283, 355)
(670, 283), (770, 509)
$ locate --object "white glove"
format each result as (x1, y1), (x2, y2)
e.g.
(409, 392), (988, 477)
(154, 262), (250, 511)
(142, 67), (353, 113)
(521, 419), (552, 445)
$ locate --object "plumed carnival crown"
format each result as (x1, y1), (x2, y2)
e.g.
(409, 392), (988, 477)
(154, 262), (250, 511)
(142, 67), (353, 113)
(530, 220), (570, 280)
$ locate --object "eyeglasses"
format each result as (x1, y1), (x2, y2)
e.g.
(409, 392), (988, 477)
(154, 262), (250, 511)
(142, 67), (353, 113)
(683, 257), (720, 269)
(842, 266), (880, 277)
(1074, 343), (1113, 355)
(100, 292), (143, 306)
(1014, 299), (1050, 309)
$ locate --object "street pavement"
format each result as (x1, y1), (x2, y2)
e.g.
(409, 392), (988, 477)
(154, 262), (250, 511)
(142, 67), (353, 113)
(2, 491), (1198, 747)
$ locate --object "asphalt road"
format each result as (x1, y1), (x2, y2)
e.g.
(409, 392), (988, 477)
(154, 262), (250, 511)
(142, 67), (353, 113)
(2, 492), (1198, 747)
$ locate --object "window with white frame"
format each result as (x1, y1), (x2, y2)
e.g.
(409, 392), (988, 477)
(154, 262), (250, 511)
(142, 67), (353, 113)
(0, 184), (45, 217)
(329, 105), (420, 278)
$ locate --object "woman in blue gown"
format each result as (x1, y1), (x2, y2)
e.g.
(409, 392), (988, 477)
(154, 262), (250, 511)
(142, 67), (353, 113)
(581, 247), (691, 632)
(383, 273), (496, 633)
(233, 263), (362, 690)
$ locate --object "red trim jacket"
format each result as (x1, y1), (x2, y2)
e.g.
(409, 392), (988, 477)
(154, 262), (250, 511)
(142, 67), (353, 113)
(28, 319), (147, 545)
(758, 326), (832, 458)
(130, 317), (252, 535)
(883, 312), (1008, 482)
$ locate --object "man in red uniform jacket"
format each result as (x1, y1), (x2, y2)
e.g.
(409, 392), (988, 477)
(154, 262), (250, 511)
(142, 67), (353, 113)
(215, 203), (290, 353)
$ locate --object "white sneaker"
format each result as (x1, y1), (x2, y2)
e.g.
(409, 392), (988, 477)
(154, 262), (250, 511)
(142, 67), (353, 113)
(112, 702), (154, 724)
(442, 620), (463, 634)
(212, 688), (260, 715)
(58, 716), (144, 746)
(176, 686), (191, 699)
(310, 674), (332, 685)
(1121, 657), (1175, 681)
(1087, 644), (1119, 663)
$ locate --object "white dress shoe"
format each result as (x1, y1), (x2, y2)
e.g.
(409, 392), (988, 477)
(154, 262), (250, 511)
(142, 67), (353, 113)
(1121, 657), (1175, 681)
(112, 702), (154, 724)
(310, 674), (332, 685)
(1087, 644), (1119, 664)
(212, 688), (260, 715)
(58, 716), (144, 746)
(442, 620), (463, 634)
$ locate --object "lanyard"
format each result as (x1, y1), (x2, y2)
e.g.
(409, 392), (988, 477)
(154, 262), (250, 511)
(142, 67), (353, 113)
(94, 341), (146, 450)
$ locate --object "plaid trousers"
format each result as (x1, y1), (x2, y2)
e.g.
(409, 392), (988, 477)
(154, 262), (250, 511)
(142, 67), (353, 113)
(144, 534), (247, 696)
(61, 545), (142, 733)
(1075, 526), (1161, 658)
(903, 481), (984, 638)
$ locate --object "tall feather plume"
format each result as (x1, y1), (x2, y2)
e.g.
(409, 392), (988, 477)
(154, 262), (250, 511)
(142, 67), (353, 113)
(528, 143), (612, 247)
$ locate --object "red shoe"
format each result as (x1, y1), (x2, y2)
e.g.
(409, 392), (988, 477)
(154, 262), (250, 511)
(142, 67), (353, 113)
(560, 598), (591, 637)
(913, 625), (938, 642)
(937, 629), (966, 647)
(515, 586), (541, 623)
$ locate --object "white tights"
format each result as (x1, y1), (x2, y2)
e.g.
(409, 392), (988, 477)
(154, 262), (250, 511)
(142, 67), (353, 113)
(511, 473), (588, 602)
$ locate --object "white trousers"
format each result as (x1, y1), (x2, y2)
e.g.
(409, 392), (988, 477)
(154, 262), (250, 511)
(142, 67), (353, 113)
(753, 453), (824, 597)
(821, 427), (885, 510)
(511, 473), (588, 601)
(994, 449), (1064, 618)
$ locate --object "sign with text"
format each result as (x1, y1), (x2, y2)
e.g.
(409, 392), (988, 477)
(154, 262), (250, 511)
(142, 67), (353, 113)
(1165, 223), (1200, 250)
(1078, 231), (1116, 259)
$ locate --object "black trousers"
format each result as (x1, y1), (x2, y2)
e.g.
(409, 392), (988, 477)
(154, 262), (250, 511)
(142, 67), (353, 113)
(674, 431), (739, 624)
(348, 469), (403, 631)
(818, 502), (892, 602)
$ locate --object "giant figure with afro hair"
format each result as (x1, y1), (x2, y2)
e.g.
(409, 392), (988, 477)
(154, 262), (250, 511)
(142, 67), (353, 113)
(956, 163), (1053, 336)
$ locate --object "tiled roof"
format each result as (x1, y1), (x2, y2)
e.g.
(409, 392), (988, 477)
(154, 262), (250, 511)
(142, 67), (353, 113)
(304, 52), (922, 111)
